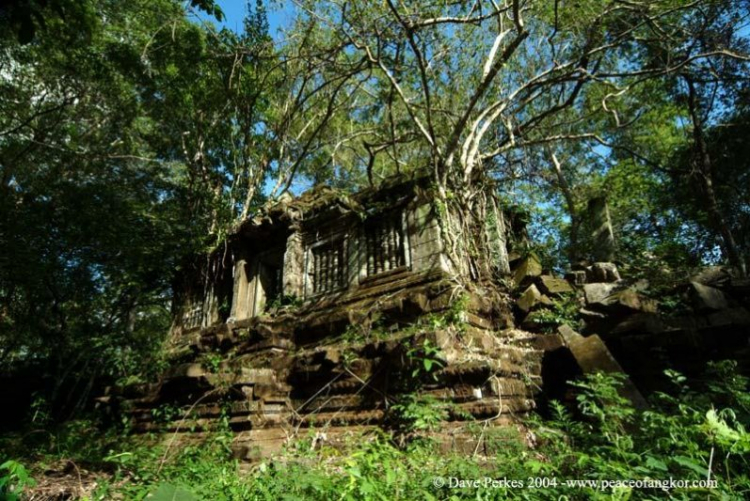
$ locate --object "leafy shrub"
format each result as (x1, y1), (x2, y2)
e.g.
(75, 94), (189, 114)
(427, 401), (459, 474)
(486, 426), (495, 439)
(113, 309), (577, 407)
(0, 460), (36, 501)
(405, 339), (445, 382)
(389, 394), (449, 434)
(529, 296), (583, 332)
(2, 362), (749, 500)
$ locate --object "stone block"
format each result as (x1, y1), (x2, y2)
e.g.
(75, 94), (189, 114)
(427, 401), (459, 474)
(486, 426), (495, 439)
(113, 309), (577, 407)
(239, 368), (276, 386)
(557, 324), (580, 345)
(517, 284), (552, 312)
(520, 310), (554, 330)
(691, 266), (732, 288)
(322, 348), (342, 365)
(167, 363), (205, 379)
(431, 329), (453, 349)
(558, 326), (648, 410)
(429, 292), (453, 311)
(567, 332), (625, 374)
(466, 293), (492, 314)
(525, 333), (565, 352)
(405, 292), (431, 313)
(468, 330), (497, 351)
(513, 254), (543, 287)
(610, 313), (666, 335)
(465, 312), (493, 330)
(690, 282), (729, 311)
(538, 275), (574, 295)
(613, 289), (648, 312)
(583, 283), (655, 313)
(586, 262), (621, 283)
(579, 308), (608, 322)
(583, 282), (620, 305)
(564, 270), (587, 286)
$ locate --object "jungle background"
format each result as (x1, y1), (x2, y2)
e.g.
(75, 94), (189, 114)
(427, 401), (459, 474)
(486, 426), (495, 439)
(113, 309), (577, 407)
(1, 0), (749, 499)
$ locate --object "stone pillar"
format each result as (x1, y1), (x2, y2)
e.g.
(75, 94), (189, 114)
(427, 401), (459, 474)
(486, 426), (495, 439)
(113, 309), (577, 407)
(230, 259), (252, 320)
(407, 204), (447, 273)
(346, 229), (363, 288)
(588, 196), (616, 263)
(202, 286), (218, 327)
(488, 199), (511, 275)
(283, 227), (305, 299)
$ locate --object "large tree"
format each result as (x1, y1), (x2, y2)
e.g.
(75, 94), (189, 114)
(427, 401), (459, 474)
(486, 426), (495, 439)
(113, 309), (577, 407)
(0, 0), (372, 415)
(284, 0), (750, 275)
(0, 0), (255, 415)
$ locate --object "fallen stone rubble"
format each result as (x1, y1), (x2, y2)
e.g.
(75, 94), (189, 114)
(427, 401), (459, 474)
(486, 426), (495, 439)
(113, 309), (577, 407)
(509, 254), (750, 403)
(108, 251), (750, 461)
(108, 274), (545, 460)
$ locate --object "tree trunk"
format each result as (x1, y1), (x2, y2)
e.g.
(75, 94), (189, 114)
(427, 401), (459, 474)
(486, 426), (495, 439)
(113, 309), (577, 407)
(551, 153), (581, 264)
(685, 77), (746, 277)
(587, 196), (616, 263)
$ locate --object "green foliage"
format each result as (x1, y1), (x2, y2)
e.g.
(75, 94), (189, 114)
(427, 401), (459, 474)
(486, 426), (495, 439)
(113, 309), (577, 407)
(444, 293), (470, 328)
(1, 362), (749, 499)
(389, 394), (449, 434)
(0, 460), (36, 501)
(572, 372), (637, 443)
(265, 294), (303, 313)
(143, 364), (749, 499)
(0, 0), (213, 419)
(529, 296), (583, 333)
(405, 339), (445, 382)
(151, 403), (183, 425)
(146, 483), (200, 501)
(665, 108), (750, 271)
(202, 352), (224, 374)
(0, 0), (224, 44)
(645, 289), (692, 316)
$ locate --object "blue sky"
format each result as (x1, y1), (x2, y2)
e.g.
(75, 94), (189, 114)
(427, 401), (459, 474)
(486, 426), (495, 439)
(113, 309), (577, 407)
(195, 0), (294, 38)
(191, 1), (314, 197)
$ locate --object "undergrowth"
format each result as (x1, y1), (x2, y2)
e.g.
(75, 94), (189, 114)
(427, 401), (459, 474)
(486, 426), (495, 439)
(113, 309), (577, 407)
(1, 361), (748, 500)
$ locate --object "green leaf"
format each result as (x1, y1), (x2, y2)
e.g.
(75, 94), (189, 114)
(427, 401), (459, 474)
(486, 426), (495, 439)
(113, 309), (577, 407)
(706, 409), (742, 442)
(146, 483), (199, 501)
(644, 456), (668, 472)
(672, 456), (708, 477)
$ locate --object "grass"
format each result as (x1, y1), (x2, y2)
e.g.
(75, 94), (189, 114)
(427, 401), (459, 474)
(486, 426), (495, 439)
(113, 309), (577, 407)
(1, 362), (749, 500)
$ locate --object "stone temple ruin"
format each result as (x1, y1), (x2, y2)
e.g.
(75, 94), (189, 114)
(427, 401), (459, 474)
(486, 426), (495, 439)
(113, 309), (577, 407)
(112, 176), (750, 460)
(116, 177), (546, 458)
(173, 177), (468, 334)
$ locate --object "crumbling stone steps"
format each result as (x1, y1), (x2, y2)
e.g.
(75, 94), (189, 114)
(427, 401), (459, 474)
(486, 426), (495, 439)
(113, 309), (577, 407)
(292, 394), (385, 414)
(453, 398), (536, 418)
(425, 379), (535, 400)
(291, 409), (385, 428)
(438, 359), (541, 382)
(235, 339), (295, 354)
(231, 425), (382, 461)
(112, 278), (544, 459)
(300, 271), (446, 314)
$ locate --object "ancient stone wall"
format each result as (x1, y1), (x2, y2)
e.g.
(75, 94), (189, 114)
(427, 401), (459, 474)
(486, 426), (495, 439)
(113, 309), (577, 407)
(115, 275), (543, 459)
(111, 179), (540, 460)
(115, 177), (750, 464)
(172, 178), (473, 335)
